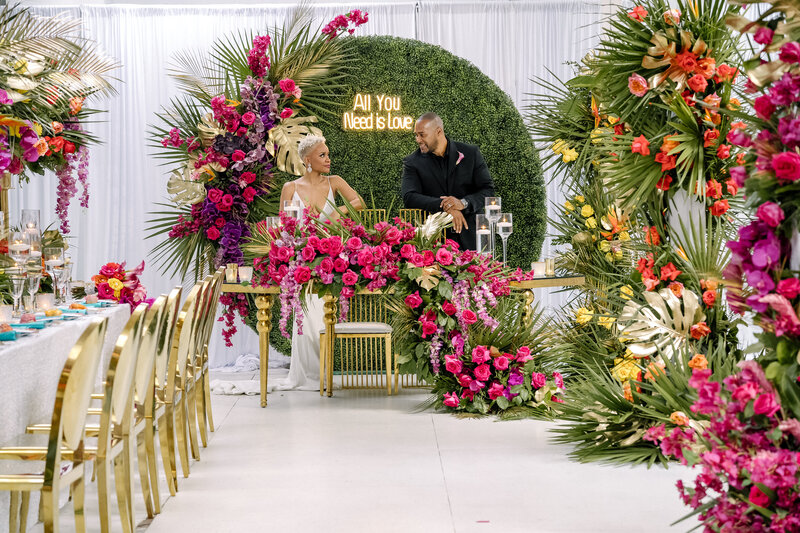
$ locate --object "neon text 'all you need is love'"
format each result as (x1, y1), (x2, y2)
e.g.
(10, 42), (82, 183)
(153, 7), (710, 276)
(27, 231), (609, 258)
(342, 93), (413, 131)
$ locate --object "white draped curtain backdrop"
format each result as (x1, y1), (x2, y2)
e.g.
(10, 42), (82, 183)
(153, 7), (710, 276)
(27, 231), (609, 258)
(23, 0), (612, 366)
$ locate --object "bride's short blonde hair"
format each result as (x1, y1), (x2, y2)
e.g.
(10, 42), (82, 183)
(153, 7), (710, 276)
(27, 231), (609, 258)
(297, 135), (326, 163)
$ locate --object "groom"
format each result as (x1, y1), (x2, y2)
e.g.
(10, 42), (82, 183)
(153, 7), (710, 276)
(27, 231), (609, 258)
(401, 113), (495, 250)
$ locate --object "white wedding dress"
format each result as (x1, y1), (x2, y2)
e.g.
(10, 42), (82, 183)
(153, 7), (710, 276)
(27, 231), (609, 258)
(271, 181), (335, 391)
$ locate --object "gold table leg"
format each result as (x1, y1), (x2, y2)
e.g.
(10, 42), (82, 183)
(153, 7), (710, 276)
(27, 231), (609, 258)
(322, 295), (338, 397)
(255, 295), (273, 408)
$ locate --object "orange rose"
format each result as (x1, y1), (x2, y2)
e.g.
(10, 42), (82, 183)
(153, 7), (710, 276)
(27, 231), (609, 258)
(627, 5), (648, 21)
(690, 321), (711, 340)
(623, 381), (634, 402)
(34, 138), (48, 156)
(701, 279), (719, 291)
(710, 199), (730, 216)
(688, 74), (709, 93)
(660, 135), (679, 154)
(670, 411), (690, 426)
(672, 50), (698, 73)
(688, 353), (708, 370)
(51, 121), (63, 134)
(644, 226), (661, 246)
(703, 129), (720, 148)
(644, 361), (666, 380)
(706, 179), (723, 199)
(696, 58), (716, 80)
(69, 96), (84, 116)
(669, 281), (684, 297)
(715, 64), (739, 83)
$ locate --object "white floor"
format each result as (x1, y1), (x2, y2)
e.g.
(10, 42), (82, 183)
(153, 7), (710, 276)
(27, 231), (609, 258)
(38, 370), (696, 533)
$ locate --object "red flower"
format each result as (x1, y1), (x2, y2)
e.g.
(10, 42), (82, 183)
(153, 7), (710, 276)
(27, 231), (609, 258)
(725, 178), (739, 196)
(690, 321), (711, 340)
(654, 152), (676, 171)
(702, 290), (716, 306)
(660, 262), (682, 281)
(656, 175), (673, 190)
(703, 128), (720, 148)
(706, 179), (723, 199)
(695, 58), (716, 80)
(280, 108), (293, 120)
(627, 5), (648, 21)
(709, 199), (730, 216)
(442, 301), (457, 316)
(232, 150), (246, 162)
(421, 320), (437, 337)
(461, 309), (478, 324)
(206, 227), (221, 240)
(404, 291), (423, 308)
(716, 144), (730, 159)
(672, 50), (698, 73)
(242, 186), (257, 203)
(631, 135), (650, 156)
(240, 171), (256, 185)
(687, 74), (708, 93)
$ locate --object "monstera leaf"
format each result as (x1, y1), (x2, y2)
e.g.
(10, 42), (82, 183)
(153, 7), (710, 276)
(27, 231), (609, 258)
(166, 169), (206, 206)
(415, 267), (440, 290)
(266, 115), (323, 176)
(618, 288), (705, 359)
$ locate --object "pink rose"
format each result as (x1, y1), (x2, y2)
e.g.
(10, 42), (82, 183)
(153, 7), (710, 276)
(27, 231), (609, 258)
(326, 237), (344, 256)
(97, 282), (114, 299)
(241, 112), (256, 125)
(333, 258), (348, 273)
(411, 253), (425, 266)
(445, 356), (463, 374)
(471, 345), (491, 364)
(342, 270), (358, 286)
(232, 150), (246, 162)
(400, 244), (416, 259)
(628, 73), (648, 97)
(457, 374), (473, 388)
(754, 95), (775, 120)
(421, 321), (437, 337)
(218, 194), (234, 211)
(435, 247), (453, 265)
(301, 246), (316, 262)
(531, 372), (546, 389)
(292, 87), (302, 99)
(242, 186), (257, 203)
(276, 246), (293, 263)
(293, 266), (311, 284)
(443, 392), (460, 408)
(493, 356), (509, 371)
(777, 278), (800, 299)
(756, 202), (785, 228)
(516, 346), (532, 363)
(488, 382), (505, 400)
(442, 301), (457, 316)
(772, 151), (800, 181)
(474, 364), (491, 381)
(732, 382), (759, 404)
(553, 372), (564, 389)
(215, 217), (226, 228)
(346, 237), (363, 252)
(319, 257), (334, 273)
(341, 286), (355, 298)
(280, 108), (293, 120)
(780, 42), (800, 64)
(207, 188), (223, 203)
(405, 291), (423, 308)
(754, 27), (774, 45)
(422, 250), (435, 266)
(749, 486), (771, 508)
(461, 309), (477, 325)
(206, 226), (221, 240)
(278, 78), (297, 93)
(240, 171), (256, 185)
(753, 393), (781, 417)
(357, 248), (375, 267)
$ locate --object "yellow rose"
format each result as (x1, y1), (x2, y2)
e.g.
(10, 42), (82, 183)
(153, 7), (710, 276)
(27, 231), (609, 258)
(598, 315), (616, 329)
(113, 289), (121, 299)
(575, 307), (593, 326)
(580, 204), (595, 218)
(575, 195), (585, 204)
(562, 148), (579, 163)
(614, 249), (623, 260)
(564, 201), (575, 212)
(612, 357), (640, 383)
(551, 139), (567, 154)
(618, 231), (631, 242)
(620, 285), (634, 300)
(605, 252), (615, 262)
(108, 278), (123, 291)
(585, 217), (597, 229)
(599, 240), (611, 252)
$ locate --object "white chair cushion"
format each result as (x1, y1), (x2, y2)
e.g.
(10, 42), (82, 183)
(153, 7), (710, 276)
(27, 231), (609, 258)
(320, 322), (393, 335)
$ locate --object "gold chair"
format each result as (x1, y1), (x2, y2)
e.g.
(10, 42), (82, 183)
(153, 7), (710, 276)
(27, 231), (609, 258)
(0, 317), (109, 533)
(319, 292), (394, 397)
(172, 284), (202, 476)
(192, 268), (223, 448)
(398, 208), (427, 226)
(359, 208), (386, 227)
(154, 287), (182, 495)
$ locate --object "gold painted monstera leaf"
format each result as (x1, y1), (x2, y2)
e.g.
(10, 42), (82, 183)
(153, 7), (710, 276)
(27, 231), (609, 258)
(415, 267), (440, 290)
(618, 288), (705, 359)
(167, 169), (206, 206)
(266, 116), (323, 176)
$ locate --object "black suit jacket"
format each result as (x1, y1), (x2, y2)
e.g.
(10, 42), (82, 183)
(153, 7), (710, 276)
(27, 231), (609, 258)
(401, 139), (495, 250)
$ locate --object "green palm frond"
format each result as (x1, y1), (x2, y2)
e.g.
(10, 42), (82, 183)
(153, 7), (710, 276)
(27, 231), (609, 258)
(145, 203), (215, 282)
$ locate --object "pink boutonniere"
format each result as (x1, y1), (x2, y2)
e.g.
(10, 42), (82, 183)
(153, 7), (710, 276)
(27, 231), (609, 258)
(456, 151), (465, 165)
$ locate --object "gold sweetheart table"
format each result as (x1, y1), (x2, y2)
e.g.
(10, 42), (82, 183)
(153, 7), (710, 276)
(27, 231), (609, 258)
(221, 275), (585, 407)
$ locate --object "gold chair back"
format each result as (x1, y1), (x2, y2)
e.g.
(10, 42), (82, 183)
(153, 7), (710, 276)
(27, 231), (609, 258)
(157, 287), (182, 394)
(359, 208), (386, 228)
(399, 208), (428, 226)
(173, 284), (201, 390)
(134, 296), (167, 405)
(58, 317), (109, 452)
(192, 276), (214, 365)
(109, 304), (148, 424)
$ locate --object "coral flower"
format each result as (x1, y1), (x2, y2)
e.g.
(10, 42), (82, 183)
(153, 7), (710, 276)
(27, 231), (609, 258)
(631, 134), (650, 155)
(672, 50), (698, 73)
(690, 321), (711, 340)
(709, 199), (730, 216)
(628, 73), (649, 97)
(688, 353), (708, 370)
(627, 5), (648, 21)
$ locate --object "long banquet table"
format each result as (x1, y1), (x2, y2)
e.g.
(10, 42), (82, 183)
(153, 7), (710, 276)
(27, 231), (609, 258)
(0, 303), (130, 529)
(221, 275), (585, 408)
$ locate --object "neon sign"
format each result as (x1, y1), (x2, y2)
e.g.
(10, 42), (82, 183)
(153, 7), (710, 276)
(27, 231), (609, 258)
(342, 93), (414, 131)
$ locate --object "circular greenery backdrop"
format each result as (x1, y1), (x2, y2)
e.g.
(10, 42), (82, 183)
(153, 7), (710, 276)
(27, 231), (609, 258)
(260, 35), (546, 354)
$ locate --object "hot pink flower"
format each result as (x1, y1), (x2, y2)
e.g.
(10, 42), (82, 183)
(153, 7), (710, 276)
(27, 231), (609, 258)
(278, 78), (297, 94)
(442, 301), (457, 316)
(461, 309), (477, 324)
(319, 257), (334, 273)
(754, 95), (775, 120)
(516, 346), (532, 363)
(749, 485), (771, 508)
(206, 227), (221, 240)
(98, 282), (114, 299)
(294, 266), (312, 284)
(732, 382), (759, 404)
(471, 345), (491, 364)
(493, 356), (509, 371)
(240, 171), (256, 185)
(445, 356), (463, 374)
(342, 270), (358, 286)
(301, 246), (316, 262)
(232, 150), (246, 162)
(474, 364), (491, 381)
(531, 372), (546, 389)
(421, 321), (437, 337)
(241, 112), (256, 125)
(346, 237), (363, 252)
(400, 244), (416, 259)
(218, 194), (234, 211)
(404, 291), (423, 308)
(333, 257), (348, 273)
(488, 382), (505, 400)
(777, 278), (800, 299)
(242, 186), (257, 203)
(756, 202), (785, 228)
(435, 247), (453, 265)
(443, 392), (460, 408)
(207, 188), (223, 203)
(753, 393), (781, 417)
(280, 108), (293, 120)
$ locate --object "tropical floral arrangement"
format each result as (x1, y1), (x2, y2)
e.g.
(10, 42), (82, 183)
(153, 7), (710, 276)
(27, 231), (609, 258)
(147, 9), (367, 282)
(527, 0), (747, 465)
(91, 261), (148, 309)
(646, 362), (800, 531)
(0, 4), (118, 233)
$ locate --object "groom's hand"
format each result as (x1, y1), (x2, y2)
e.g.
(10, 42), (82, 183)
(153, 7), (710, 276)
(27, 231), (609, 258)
(440, 196), (464, 211)
(447, 209), (468, 233)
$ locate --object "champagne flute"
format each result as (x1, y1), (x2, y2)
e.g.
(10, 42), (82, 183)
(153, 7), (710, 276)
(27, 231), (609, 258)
(43, 247), (64, 302)
(496, 213), (513, 264)
(484, 197), (502, 258)
(26, 260), (42, 312)
(8, 231), (30, 268)
(9, 272), (26, 317)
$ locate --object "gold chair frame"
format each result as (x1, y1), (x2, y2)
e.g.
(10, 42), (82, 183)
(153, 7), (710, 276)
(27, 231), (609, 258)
(0, 317), (109, 533)
(172, 284), (202, 476)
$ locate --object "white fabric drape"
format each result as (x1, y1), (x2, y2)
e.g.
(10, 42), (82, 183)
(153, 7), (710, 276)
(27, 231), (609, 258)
(22, 1), (607, 366)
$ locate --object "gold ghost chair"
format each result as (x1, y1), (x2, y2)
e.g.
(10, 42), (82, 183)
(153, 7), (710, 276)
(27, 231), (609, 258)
(319, 208), (394, 397)
(0, 317), (108, 533)
(192, 268), (223, 448)
(29, 306), (148, 533)
(171, 283), (203, 476)
(153, 287), (182, 495)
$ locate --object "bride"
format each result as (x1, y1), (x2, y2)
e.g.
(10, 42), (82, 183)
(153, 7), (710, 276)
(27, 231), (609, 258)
(274, 134), (363, 390)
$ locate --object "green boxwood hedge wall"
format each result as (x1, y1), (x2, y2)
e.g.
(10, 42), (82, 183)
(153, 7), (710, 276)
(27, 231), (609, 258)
(260, 35), (546, 356)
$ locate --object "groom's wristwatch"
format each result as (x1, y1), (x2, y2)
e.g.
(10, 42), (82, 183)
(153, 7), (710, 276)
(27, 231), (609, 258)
(460, 198), (468, 209)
